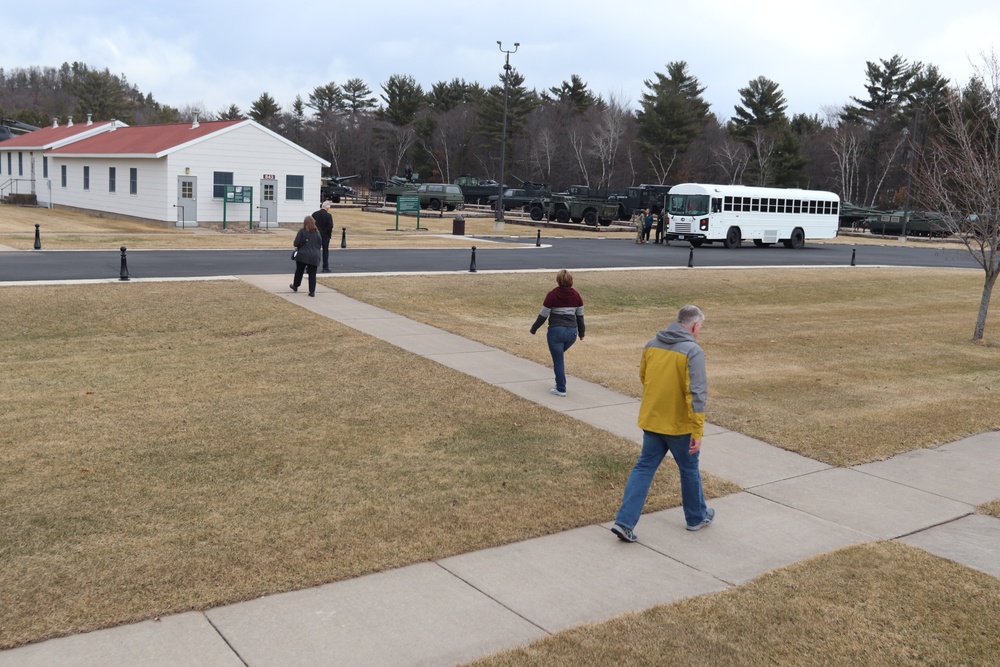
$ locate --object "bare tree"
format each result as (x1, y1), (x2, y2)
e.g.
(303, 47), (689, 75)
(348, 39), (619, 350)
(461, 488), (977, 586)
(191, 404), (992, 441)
(568, 127), (589, 186)
(829, 121), (863, 203)
(748, 130), (776, 185)
(590, 91), (631, 189)
(711, 136), (750, 184)
(917, 51), (1000, 341)
(647, 149), (677, 184)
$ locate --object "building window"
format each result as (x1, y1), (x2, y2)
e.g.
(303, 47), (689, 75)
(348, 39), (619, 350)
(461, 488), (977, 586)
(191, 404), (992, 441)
(6, 153), (11, 175)
(18, 152), (23, 176)
(130, 168), (138, 195)
(43, 156), (48, 178)
(109, 167), (116, 193)
(181, 180), (193, 198)
(263, 183), (275, 201)
(213, 171), (233, 199)
(61, 165), (67, 187)
(83, 166), (90, 190)
(286, 174), (304, 201)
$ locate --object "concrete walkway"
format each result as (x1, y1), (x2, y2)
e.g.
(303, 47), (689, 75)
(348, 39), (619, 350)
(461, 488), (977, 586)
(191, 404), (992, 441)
(3, 275), (999, 667)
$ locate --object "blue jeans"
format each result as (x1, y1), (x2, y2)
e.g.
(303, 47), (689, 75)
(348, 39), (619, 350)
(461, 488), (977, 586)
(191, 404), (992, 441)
(546, 326), (577, 393)
(615, 430), (707, 529)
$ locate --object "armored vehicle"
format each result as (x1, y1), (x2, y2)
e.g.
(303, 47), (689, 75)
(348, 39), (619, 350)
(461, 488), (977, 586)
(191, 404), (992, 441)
(538, 185), (621, 226)
(868, 210), (951, 237)
(320, 174), (359, 203)
(454, 175), (504, 205)
(383, 174), (421, 202)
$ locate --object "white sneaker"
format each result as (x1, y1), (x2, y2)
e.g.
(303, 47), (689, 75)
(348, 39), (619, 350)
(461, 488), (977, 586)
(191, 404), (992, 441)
(550, 388), (567, 397)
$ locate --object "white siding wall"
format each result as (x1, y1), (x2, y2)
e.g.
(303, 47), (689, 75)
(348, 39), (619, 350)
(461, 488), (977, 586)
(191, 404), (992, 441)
(169, 124), (323, 224)
(41, 123), (324, 224)
(50, 157), (171, 221)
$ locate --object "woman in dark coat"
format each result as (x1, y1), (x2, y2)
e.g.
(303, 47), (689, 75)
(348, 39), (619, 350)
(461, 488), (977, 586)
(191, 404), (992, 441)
(290, 215), (323, 296)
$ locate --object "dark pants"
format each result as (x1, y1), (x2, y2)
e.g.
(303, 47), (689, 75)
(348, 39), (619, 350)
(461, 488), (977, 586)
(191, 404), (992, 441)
(293, 262), (317, 294)
(643, 224), (652, 241)
(321, 234), (331, 270)
(655, 219), (664, 243)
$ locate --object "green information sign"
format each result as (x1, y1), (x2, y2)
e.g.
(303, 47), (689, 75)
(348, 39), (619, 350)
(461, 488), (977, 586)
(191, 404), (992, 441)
(223, 185), (255, 229)
(394, 195), (422, 231)
(397, 196), (420, 213)
(225, 185), (253, 203)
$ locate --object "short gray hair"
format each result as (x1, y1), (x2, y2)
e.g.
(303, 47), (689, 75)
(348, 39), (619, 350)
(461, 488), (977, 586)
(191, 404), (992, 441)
(677, 305), (705, 326)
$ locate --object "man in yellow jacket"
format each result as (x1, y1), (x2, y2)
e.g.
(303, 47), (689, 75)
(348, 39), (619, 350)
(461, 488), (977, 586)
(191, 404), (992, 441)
(611, 305), (713, 542)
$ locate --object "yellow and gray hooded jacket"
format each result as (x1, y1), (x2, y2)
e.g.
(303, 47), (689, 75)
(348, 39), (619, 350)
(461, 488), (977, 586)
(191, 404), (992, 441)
(637, 322), (707, 439)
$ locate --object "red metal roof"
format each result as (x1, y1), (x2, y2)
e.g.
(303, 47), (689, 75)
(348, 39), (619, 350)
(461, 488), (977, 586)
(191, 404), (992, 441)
(48, 119), (246, 156)
(0, 121), (118, 149)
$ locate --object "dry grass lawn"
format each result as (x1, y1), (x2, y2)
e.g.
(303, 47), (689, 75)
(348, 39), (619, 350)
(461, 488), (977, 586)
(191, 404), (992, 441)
(0, 203), (617, 250)
(466, 541), (1000, 667)
(982, 500), (1000, 518)
(0, 281), (738, 649)
(328, 267), (1000, 466)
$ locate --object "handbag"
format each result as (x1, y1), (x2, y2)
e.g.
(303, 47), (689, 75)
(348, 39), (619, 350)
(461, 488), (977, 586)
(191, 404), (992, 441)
(291, 249), (298, 260)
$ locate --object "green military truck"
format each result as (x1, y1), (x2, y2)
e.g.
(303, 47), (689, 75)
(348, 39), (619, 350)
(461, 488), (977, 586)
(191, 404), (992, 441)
(528, 185), (620, 226)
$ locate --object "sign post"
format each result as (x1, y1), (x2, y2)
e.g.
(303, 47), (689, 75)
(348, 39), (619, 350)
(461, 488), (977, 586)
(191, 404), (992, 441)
(223, 185), (255, 230)
(395, 196), (421, 231)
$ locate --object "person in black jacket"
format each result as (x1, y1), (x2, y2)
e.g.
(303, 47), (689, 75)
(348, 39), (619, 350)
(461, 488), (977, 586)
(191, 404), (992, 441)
(290, 215), (323, 296)
(313, 201), (334, 272)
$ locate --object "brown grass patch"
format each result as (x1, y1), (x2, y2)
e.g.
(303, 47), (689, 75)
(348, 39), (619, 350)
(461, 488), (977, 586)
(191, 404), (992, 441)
(981, 500), (1000, 518)
(0, 281), (737, 648)
(466, 541), (1000, 667)
(327, 267), (1000, 466)
(0, 204), (618, 250)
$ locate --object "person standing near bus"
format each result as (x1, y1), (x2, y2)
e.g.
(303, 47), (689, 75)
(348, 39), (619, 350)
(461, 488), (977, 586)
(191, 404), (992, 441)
(611, 305), (713, 542)
(642, 208), (654, 242)
(635, 209), (648, 244)
(529, 269), (585, 397)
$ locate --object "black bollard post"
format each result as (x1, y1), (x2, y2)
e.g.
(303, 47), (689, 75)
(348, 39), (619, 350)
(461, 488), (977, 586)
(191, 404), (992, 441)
(33, 224), (41, 250)
(469, 246), (477, 273)
(340, 227), (347, 249)
(850, 248), (856, 266)
(119, 246), (130, 281)
(535, 229), (541, 247)
(687, 246), (694, 268)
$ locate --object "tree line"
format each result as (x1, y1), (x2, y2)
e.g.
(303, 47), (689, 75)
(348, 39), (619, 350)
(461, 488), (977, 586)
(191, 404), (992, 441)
(0, 55), (982, 211)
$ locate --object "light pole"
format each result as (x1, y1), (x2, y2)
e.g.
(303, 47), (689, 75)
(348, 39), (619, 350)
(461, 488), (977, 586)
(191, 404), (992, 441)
(495, 41), (518, 232)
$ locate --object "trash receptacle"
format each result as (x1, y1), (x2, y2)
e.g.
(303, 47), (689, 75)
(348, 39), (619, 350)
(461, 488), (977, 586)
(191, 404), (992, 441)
(452, 215), (466, 236)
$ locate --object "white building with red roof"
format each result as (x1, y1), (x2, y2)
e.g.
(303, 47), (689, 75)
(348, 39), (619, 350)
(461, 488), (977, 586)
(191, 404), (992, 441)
(2, 116), (329, 228)
(1, 115), (121, 203)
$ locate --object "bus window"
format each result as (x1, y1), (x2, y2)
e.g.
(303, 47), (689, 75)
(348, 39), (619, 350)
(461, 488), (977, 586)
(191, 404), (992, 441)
(712, 198), (722, 213)
(724, 196), (734, 211)
(793, 200), (801, 214)
(809, 201), (817, 214)
(777, 199), (785, 213)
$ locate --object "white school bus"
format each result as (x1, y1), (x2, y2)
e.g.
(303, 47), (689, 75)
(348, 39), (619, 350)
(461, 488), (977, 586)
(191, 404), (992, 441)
(664, 183), (840, 248)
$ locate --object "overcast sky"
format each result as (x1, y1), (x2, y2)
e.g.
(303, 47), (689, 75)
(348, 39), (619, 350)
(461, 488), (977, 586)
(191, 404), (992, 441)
(4, 0), (998, 122)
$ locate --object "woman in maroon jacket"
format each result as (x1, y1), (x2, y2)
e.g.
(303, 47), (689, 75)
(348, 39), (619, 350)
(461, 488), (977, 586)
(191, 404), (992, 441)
(530, 269), (586, 397)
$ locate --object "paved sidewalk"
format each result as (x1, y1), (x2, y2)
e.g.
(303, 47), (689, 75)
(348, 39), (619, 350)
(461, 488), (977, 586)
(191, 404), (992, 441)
(3, 276), (998, 667)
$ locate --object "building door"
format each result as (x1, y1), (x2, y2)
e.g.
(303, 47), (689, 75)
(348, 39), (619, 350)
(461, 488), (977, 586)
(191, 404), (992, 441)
(176, 176), (198, 228)
(259, 178), (277, 228)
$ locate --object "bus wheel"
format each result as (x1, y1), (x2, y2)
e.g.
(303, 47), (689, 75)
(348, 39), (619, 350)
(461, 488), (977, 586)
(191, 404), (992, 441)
(752, 239), (773, 247)
(723, 226), (742, 249)
(784, 227), (805, 249)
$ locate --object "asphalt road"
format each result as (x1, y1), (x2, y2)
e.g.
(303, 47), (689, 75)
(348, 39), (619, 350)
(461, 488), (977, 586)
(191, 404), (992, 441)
(0, 237), (981, 282)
